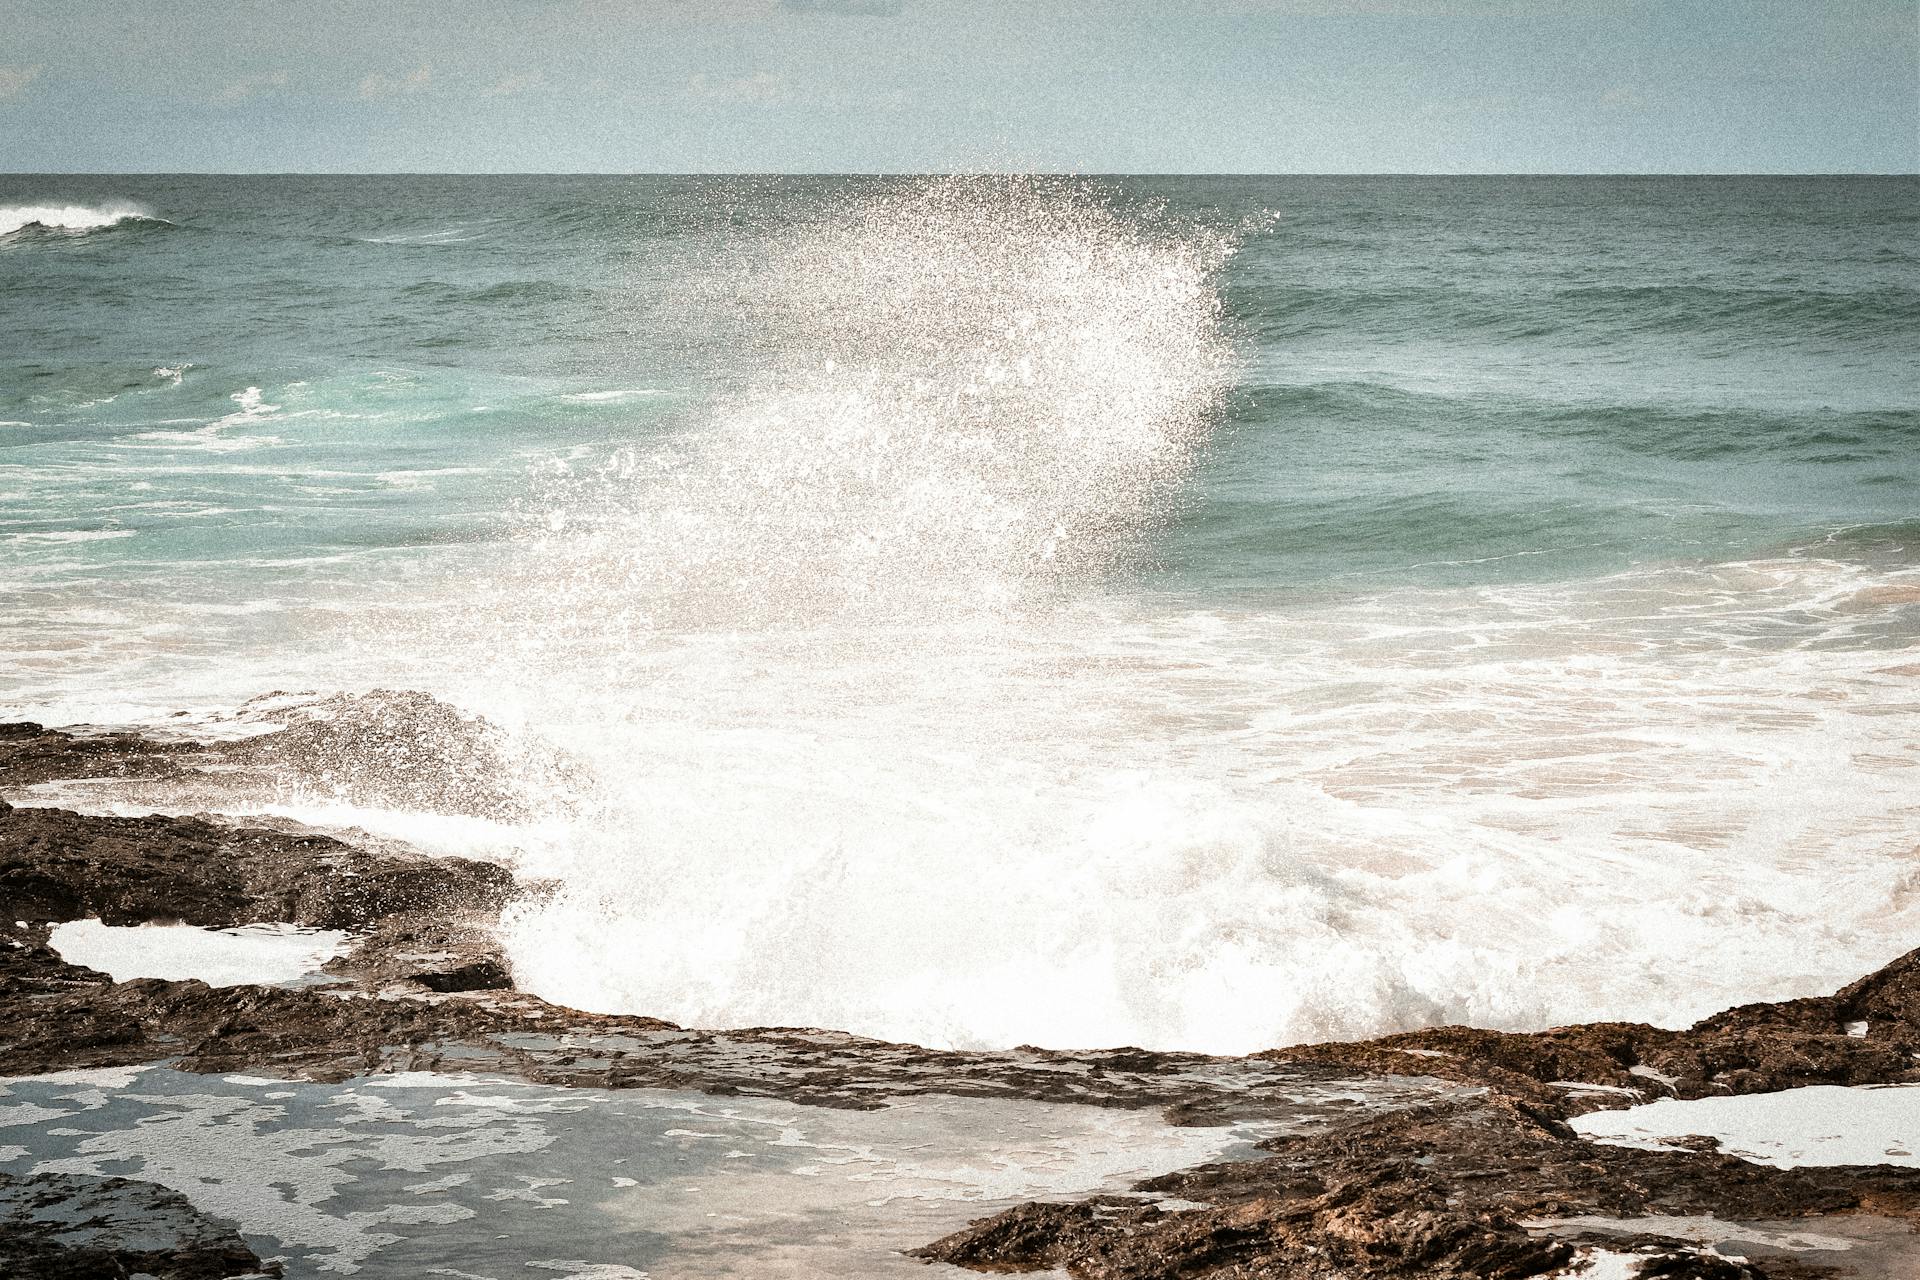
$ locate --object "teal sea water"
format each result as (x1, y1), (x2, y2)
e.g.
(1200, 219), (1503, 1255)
(2, 175), (1917, 1053)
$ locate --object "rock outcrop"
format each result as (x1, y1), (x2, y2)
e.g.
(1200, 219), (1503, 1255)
(7, 713), (1920, 1278)
(918, 1088), (1920, 1277)
(0, 798), (512, 930)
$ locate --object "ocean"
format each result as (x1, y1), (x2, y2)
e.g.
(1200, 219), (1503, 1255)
(3, 173), (1916, 1054)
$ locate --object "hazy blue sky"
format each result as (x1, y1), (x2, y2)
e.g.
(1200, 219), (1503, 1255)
(1, 0), (1914, 172)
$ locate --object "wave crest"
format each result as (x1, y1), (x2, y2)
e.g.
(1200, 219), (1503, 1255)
(0, 202), (163, 237)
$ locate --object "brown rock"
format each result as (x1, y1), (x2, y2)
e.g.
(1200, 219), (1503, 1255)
(0, 799), (512, 930)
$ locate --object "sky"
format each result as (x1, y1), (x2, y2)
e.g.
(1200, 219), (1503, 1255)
(0, 0), (1914, 173)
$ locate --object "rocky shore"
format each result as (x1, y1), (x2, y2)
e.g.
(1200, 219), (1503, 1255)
(4, 709), (1919, 1279)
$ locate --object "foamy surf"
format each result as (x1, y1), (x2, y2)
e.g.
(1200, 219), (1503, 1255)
(488, 555), (1920, 1053)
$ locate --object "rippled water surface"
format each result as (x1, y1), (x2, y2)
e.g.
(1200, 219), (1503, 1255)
(0, 1066), (1281, 1276)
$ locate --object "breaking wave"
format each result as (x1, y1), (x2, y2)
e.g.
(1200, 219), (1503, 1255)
(471, 180), (1920, 1053)
(13, 174), (1916, 1056)
(486, 177), (1258, 1046)
(0, 202), (164, 238)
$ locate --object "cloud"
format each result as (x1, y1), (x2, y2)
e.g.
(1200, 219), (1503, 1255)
(782, 0), (905, 14)
(216, 70), (290, 105)
(357, 63), (434, 101)
(0, 64), (45, 101)
(486, 71), (548, 98)
(687, 69), (789, 103)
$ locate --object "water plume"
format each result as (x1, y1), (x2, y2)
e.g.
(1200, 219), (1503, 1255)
(518, 176), (1235, 635)
(489, 177), (1246, 1048)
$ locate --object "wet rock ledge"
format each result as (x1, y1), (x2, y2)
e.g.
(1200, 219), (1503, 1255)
(0, 1170), (266, 1280)
(6, 711), (1920, 1279)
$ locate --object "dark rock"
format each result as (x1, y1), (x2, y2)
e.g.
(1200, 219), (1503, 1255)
(212, 689), (579, 820)
(0, 722), (192, 789)
(1254, 979), (1920, 1115)
(919, 947), (1920, 1277)
(326, 914), (515, 992)
(919, 1092), (1920, 1277)
(0, 802), (1382, 1117)
(0, 1170), (275, 1279)
(1, 691), (581, 822)
(0, 799), (512, 930)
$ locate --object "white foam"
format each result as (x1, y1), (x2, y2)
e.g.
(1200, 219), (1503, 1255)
(361, 226), (485, 245)
(0, 202), (159, 237)
(1546, 1250), (1644, 1279)
(492, 546), (1920, 1053)
(123, 384), (290, 452)
(1572, 1084), (1920, 1169)
(558, 389), (671, 404)
(47, 920), (349, 987)
(1, 529), (135, 545)
(0, 1065), (154, 1089)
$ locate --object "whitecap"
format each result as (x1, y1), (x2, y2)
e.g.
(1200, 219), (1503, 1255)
(0, 202), (163, 237)
(123, 384), (287, 452)
(558, 389), (673, 404)
(2, 529), (135, 546)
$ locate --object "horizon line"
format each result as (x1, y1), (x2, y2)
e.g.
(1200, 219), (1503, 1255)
(3, 169), (1916, 180)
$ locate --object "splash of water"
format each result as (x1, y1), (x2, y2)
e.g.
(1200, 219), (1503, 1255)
(489, 178), (1255, 1048)
(516, 177), (1234, 636)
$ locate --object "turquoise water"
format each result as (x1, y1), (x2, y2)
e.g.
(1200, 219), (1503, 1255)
(4, 177), (1916, 601)
(3, 175), (1918, 1053)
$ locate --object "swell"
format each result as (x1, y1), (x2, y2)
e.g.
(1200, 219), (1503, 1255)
(1237, 381), (1920, 464)
(396, 279), (588, 307)
(1235, 280), (1920, 345)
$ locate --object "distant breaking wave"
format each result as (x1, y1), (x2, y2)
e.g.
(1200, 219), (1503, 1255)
(0, 202), (164, 237)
